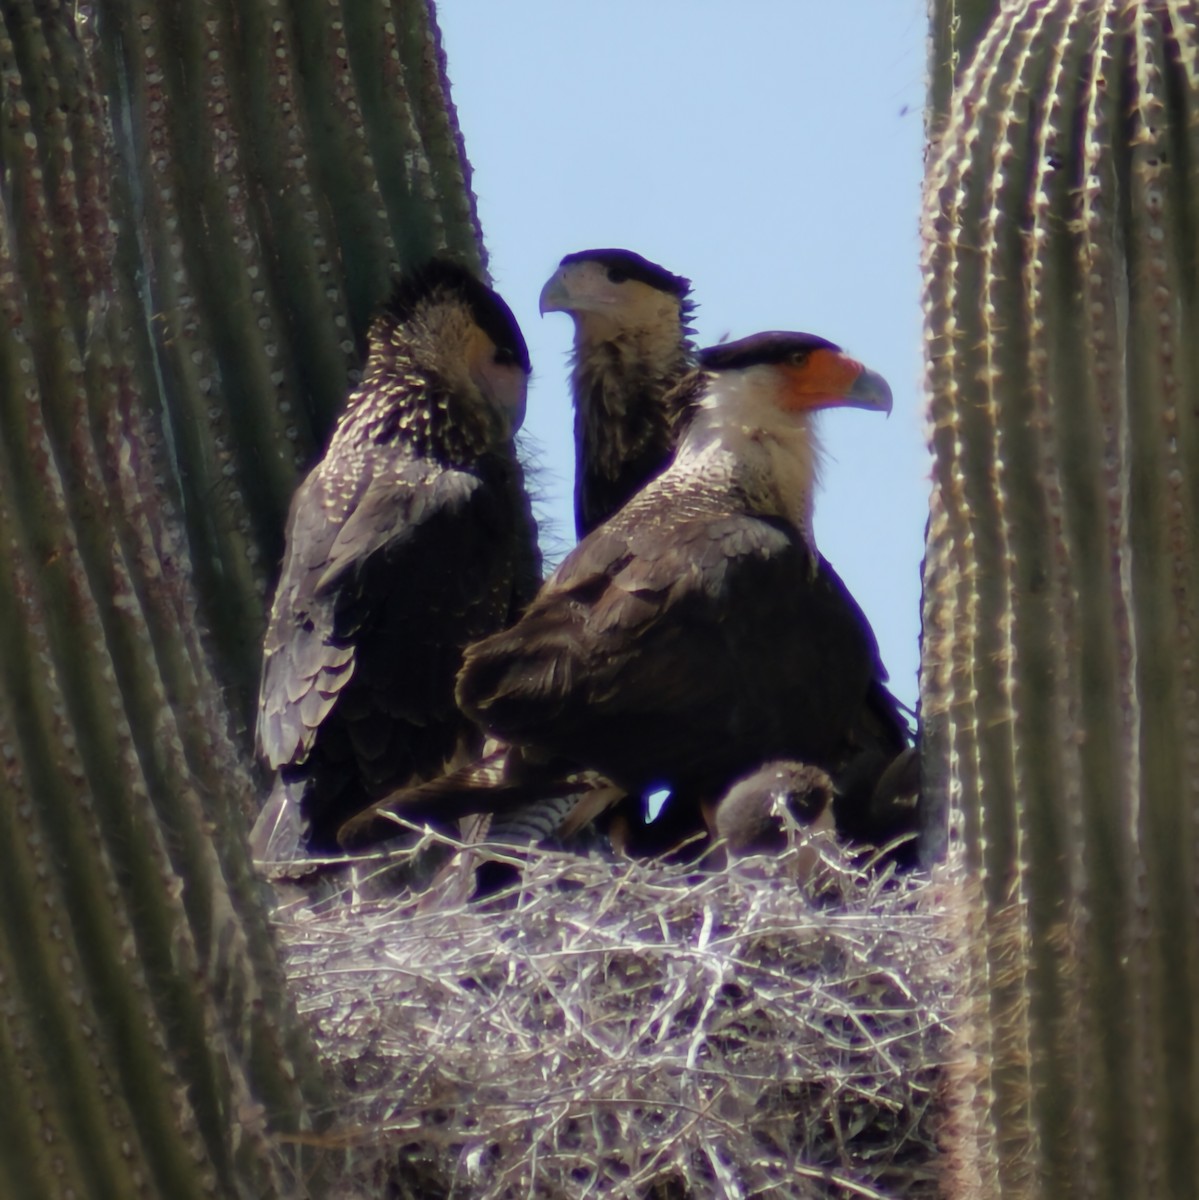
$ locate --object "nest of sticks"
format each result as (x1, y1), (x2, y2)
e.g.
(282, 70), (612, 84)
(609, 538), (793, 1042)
(275, 826), (960, 1198)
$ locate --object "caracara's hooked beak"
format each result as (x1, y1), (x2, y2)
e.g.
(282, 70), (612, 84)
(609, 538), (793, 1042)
(538, 268), (571, 316)
(777, 349), (893, 417)
(538, 262), (619, 318)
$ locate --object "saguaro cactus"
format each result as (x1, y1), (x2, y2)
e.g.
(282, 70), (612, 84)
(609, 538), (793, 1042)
(0, 1), (486, 1194)
(924, 1), (1199, 1195)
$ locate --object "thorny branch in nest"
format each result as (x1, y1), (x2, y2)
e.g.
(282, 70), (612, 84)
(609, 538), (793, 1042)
(273, 824), (960, 1198)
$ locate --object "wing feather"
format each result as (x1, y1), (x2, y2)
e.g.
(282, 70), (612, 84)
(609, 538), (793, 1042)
(256, 455), (481, 770)
(459, 511), (884, 794)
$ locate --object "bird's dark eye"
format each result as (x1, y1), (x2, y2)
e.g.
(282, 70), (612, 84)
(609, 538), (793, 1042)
(494, 346), (517, 366)
(789, 349), (811, 366)
(606, 267), (629, 284)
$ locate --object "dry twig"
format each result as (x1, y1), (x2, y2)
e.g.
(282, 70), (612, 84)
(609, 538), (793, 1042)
(274, 829), (958, 1198)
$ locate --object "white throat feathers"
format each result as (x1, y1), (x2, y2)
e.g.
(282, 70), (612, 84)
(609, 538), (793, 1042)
(569, 294), (686, 380)
(677, 365), (824, 548)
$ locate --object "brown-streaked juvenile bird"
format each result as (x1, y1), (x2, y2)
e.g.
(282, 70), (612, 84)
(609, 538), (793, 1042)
(709, 761), (840, 884)
(452, 332), (905, 839)
(252, 259), (541, 858)
(539, 248), (695, 536)
(712, 761), (836, 858)
(350, 248), (696, 869)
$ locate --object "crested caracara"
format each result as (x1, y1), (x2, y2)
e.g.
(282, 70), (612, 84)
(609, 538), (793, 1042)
(540, 250), (915, 853)
(253, 259), (541, 857)
(713, 761), (836, 858)
(355, 246), (695, 870)
(540, 248), (694, 536)
(453, 332), (907, 840)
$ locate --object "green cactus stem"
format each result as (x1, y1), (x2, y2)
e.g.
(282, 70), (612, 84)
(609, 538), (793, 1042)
(924, 2), (1199, 1195)
(0, 0), (492, 1193)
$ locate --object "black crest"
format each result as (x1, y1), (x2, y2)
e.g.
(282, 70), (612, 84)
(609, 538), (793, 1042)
(699, 331), (840, 371)
(384, 259), (531, 373)
(559, 248), (691, 300)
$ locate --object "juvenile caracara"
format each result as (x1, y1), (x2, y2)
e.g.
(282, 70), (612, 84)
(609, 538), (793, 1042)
(540, 248), (695, 536)
(354, 248), (695, 867)
(450, 332), (904, 839)
(253, 260), (541, 857)
(713, 761), (837, 859)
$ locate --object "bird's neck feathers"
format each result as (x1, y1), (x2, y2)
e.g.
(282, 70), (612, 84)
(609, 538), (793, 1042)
(570, 307), (693, 412)
(570, 312), (693, 475)
(676, 368), (823, 544)
(337, 306), (509, 464)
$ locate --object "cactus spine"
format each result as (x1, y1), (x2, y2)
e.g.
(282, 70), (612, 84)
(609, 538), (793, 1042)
(924, 2), (1199, 1195)
(0, 1), (486, 1194)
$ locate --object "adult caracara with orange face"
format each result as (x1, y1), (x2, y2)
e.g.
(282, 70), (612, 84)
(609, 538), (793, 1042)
(536, 251), (914, 850)
(449, 332), (905, 835)
(252, 260), (540, 857)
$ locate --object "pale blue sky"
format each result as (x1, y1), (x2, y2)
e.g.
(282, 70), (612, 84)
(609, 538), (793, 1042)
(438, 4), (928, 707)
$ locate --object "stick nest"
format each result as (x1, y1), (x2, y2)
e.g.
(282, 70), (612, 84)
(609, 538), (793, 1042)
(275, 830), (959, 1198)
